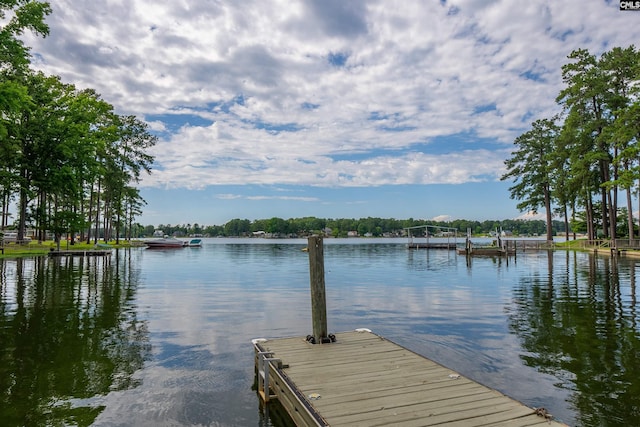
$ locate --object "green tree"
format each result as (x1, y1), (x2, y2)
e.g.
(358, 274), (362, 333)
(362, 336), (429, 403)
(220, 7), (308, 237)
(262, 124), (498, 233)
(142, 224), (155, 237)
(0, 0), (51, 138)
(123, 187), (145, 240)
(0, 3), (50, 233)
(105, 115), (155, 243)
(6, 72), (67, 241)
(612, 99), (640, 239)
(557, 48), (614, 239)
(0, 0), (51, 68)
(250, 218), (268, 232)
(0, 68), (155, 245)
(224, 218), (250, 236)
(502, 118), (560, 242)
(266, 217), (287, 235)
(600, 46), (640, 242)
(553, 46), (640, 242)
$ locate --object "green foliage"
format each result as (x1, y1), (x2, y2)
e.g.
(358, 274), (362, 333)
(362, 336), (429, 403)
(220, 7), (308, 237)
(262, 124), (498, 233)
(1, 70), (156, 242)
(506, 45), (640, 241)
(0, 4), (156, 243)
(502, 118), (560, 241)
(146, 216), (565, 238)
(0, 0), (51, 69)
(0, 1), (51, 137)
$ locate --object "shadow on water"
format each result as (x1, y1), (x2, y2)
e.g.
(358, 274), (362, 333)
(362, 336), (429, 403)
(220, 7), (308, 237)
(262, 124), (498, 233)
(0, 251), (150, 427)
(507, 250), (640, 427)
(251, 369), (296, 427)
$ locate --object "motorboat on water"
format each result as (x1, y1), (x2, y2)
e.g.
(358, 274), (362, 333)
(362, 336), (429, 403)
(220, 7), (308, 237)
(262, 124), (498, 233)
(185, 238), (202, 247)
(144, 236), (186, 249)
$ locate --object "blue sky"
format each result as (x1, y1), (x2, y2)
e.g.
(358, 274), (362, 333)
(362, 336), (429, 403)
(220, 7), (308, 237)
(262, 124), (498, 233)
(23, 0), (640, 226)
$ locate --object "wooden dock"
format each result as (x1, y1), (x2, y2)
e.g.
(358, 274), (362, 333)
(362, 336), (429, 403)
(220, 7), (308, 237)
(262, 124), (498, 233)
(456, 240), (554, 257)
(254, 329), (566, 426)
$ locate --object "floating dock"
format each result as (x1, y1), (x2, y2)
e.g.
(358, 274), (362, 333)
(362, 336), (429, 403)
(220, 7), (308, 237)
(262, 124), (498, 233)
(254, 329), (566, 426)
(48, 249), (112, 257)
(407, 242), (458, 249)
(456, 247), (509, 256)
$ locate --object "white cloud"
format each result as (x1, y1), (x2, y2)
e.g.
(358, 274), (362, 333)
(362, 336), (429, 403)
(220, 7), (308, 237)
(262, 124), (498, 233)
(216, 193), (243, 200)
(246, 195), (319, 202)
(22, 0), (640, 193)
(146, 120), (167, 132)
(217, 193), (318, 202)
(516, 211), (550, 221)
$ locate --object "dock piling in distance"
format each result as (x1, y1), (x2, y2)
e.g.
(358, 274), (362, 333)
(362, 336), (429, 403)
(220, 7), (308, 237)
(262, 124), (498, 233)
(307, 235), (328, 344)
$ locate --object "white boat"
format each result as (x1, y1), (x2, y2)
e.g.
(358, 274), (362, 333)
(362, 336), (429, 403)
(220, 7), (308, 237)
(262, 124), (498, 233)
(144, 236), (185, 249)
(1, 232), (31, 243)
(186, 238), (202, 247)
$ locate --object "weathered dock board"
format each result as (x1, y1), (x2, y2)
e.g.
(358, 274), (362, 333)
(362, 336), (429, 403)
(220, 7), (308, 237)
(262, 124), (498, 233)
(254, 329), (566, 426)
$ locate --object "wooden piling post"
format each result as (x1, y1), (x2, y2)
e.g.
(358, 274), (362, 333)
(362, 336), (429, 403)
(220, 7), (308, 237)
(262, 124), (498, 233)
(307, 235), (327, 343)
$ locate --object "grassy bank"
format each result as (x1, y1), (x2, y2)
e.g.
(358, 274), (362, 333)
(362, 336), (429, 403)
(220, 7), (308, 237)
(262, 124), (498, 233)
(0, 240), (143, 259)
(552, 239), (589, 250)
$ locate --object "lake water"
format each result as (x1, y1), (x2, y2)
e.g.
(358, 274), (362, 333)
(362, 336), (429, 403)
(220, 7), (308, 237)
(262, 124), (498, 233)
(1, 238), (640, 426)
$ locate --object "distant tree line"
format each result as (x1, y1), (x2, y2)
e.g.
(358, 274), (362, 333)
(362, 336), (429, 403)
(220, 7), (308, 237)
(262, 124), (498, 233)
(142, 217), (568, 238)
(502, 45), (640, 243)
(0, 2), (156, 246)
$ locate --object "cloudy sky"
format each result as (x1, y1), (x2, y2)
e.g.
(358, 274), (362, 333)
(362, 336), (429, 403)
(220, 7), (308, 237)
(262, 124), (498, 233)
(22, 0), (640, 226)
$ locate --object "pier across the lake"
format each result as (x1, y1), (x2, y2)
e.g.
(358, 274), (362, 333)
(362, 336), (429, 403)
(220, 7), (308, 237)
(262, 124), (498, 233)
(253, 329), (567, 426)
(403, 225), (554, 254)
(408, 239), (554, 253)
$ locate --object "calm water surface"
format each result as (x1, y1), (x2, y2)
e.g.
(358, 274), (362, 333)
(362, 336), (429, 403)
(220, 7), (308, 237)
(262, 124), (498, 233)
(1, 238), (640, 426)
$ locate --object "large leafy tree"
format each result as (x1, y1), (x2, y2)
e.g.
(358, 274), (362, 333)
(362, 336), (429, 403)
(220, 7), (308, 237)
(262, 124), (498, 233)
(502, 118), (560, 242)
(0, 0), (51, 135)
(0, 0), (50, 67)
(550, 127), (576, 241)
(60, 89), (116, 244)
(3, 70), (156, 242)
(557, 49), (614, 238)
(555, 46), (640, 241)
(1, 2), (156, 243)
(101, 115), (155, 243)
(5, 71), (62, 241)
(0, 0), (50, 229)
(558, 109), (604, 240)
(6, 73), (105, 244)
(505, 46), (640, 242)
(600, 46), (640, 242)
(612, 99), (640, 239)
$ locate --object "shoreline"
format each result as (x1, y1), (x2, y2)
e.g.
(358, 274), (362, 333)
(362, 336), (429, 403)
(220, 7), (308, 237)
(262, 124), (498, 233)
(0, 240), (143, 259)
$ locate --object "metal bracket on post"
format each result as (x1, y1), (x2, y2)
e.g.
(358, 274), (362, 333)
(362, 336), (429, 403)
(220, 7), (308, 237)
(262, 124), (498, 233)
(257, 351), (281, 402)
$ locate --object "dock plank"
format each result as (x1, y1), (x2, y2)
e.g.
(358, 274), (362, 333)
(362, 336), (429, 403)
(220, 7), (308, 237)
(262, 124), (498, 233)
(255, 330), (567, 426)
